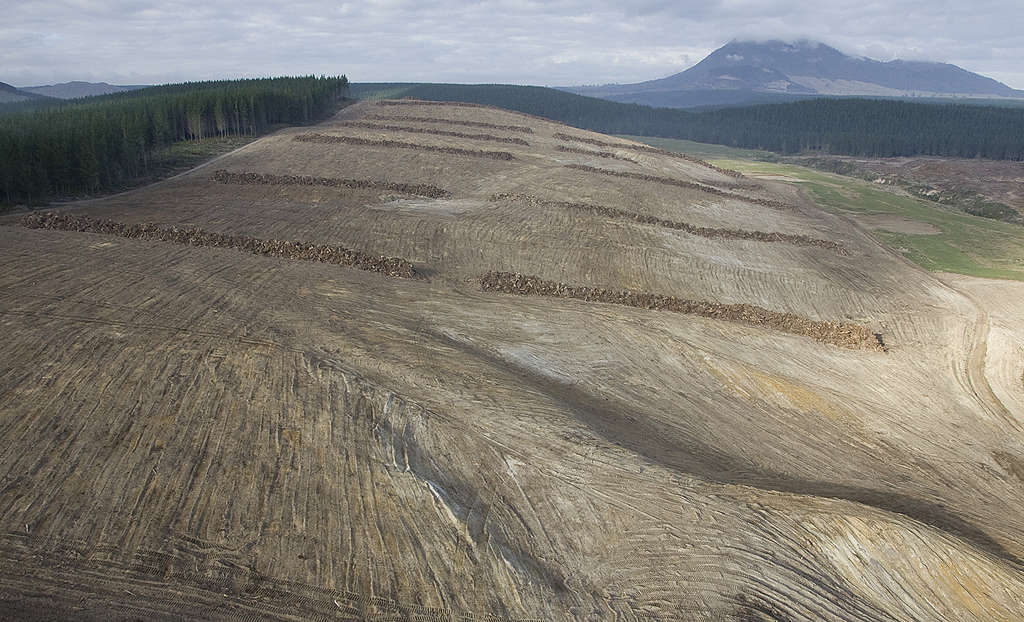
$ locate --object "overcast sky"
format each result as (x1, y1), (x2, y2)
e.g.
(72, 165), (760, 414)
(4, 0), (1023, 89)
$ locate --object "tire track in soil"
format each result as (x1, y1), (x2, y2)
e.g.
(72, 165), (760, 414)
(491, 193), (847, 254)
(943, 280), (1023, 435)
(831, 206), (1022, 434)
(565, 164), (793, 210)
(429, 328), (1024, 573)
(553, 132), (747, 179)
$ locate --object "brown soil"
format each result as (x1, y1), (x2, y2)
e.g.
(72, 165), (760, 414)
(339, 121), (530, 146)
(566, 164), (793, 210)
(554, 145), (637, 162)
(210, 169), (450, 198)
(554, 132), (747, 179)
(20, 211), (418, 278)
(491, 193), (847, 253)
(364, 114), (534, 133)
(5, 99), (1024, 622)
(480, 271), (885, 351)
(294, 133), (517, 161)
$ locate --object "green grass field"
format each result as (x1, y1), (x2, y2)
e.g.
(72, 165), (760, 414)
(627, 136), (1024, 282)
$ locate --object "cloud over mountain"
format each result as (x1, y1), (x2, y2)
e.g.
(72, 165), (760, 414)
(2, 0), (1022, 88)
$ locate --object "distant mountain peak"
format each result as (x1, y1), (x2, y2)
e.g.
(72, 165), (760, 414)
(565, 39), (1023, 109)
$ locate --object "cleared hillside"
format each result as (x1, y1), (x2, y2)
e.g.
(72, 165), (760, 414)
(1, 99), (1022, 621)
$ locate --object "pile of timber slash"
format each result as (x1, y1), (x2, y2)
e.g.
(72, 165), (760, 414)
(376, 99), (487, 108)
(480, 271), (886, 351)
(554, 132), (747, 179)
(566, 164), (792, 210)
(211, 170), (450, 198)
(491, 193), (846, 254)
(363, 114), (534, 133)
(374, 99), (571, 127)
(338, 121), (529, 145)
(294, 133), (516, 161)
(22, 212), (418, 279)
(554, 145), (637, 162)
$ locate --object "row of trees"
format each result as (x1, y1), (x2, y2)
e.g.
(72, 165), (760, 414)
(389, 84), (1024, 160)
(1, 76), (348, 203)
(677, 99), (1024, 160)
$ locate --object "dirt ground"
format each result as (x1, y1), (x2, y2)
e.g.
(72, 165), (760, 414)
(1, 100), (1023, 621)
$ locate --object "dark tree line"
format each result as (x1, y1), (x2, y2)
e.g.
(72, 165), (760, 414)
(384, 84), (1024, 160)
(675, 99), (1024, 159)
(1, 76), (348, 203)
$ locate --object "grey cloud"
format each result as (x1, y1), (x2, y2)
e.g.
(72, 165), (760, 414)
(3, 0), (1022, 88)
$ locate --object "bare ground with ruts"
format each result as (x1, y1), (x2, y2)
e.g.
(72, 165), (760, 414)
(1, 99), (1022, 621)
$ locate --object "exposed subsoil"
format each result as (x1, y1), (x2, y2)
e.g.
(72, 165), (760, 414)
(566, 164), (793, 210)
(5, 98), (1024, 622)
(20, 212), (418, 278)
(480, 271), (885, 351)
(491, 193), (847, 254)
(211, 169), (450, 198)
(294, 133), (517, 161)
(339, 121), (530, 145)
(363, 114), (534, 133)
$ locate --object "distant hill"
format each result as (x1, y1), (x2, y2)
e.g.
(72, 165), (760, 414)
(21, 81), (150, 99)
(0, 81), (51, 104)
(566, 39), (1024, 108)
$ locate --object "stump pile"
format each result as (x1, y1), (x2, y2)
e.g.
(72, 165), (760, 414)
(295, 134), (516, 161)
(22, 212), (418, 278)
(211, 170), (450, 198)
(340, 121), (529, 146)
(480, 271), (885, 351)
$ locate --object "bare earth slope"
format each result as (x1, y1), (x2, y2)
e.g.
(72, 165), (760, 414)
(1, 100), (1023, 621)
